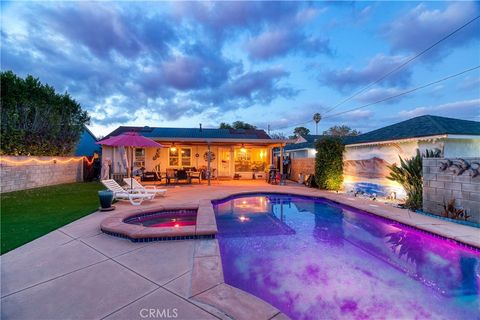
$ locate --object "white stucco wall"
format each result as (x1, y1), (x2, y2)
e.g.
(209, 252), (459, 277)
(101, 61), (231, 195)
(444, 139), (480, 158)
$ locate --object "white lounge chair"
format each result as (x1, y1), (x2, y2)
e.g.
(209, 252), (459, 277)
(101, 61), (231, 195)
(123, 178), (167, 198)
(101, 179), (154, 206)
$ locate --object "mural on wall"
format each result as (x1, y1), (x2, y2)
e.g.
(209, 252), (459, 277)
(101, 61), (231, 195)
(344, 157), (393, 179)
(343, 143), (424, 198)
(439, 159), (480, 177)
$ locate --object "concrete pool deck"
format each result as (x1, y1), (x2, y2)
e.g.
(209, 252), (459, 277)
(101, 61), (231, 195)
(1, 180), (479, 320)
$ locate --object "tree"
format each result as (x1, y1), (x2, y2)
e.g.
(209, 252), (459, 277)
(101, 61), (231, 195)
(0, 71), (90, 156)
(219, 122), (233, 129)
(219, 121), (257, 130)
(323, 125), (360, 137)
(293, 126), (310, 137)
(269, 132), (288, 139)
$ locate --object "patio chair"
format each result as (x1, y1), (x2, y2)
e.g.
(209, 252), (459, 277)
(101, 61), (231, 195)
(123, 178), (167, 198)
(101, 179), (154, 206)
(187, 168), (201, 184)
(176, 169), (191, 184)
(166, 168), (176, 184)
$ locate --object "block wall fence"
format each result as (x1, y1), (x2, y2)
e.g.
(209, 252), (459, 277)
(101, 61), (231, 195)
(422, 158), (480, 224)
(290, 158), (315, 182)
(0, 156), (83, 193)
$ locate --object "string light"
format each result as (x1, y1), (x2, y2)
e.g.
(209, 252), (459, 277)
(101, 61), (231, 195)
(0, 156), (95, 166)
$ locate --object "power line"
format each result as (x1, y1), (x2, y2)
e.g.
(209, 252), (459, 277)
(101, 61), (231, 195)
(322, 15), (480, 115)
(323, 65), (480, 120)
(273, 65), (480, 131)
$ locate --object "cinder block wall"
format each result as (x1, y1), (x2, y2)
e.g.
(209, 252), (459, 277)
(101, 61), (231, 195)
(423, 158), (480, 223)
(290, 158), (315, 182)
(0, 156), (83, 193)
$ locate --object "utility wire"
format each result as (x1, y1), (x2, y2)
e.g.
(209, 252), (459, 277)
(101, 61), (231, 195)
(274, 65), (480, 131)
(322, 15), (480, 115)
(322, 65), (480, 120)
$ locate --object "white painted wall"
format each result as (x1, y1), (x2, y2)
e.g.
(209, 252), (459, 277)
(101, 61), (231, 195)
(444, 139), (480, 158)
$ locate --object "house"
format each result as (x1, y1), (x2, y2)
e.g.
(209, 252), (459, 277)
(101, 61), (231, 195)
(74, 126), (100, 156)
(101, 126), (287, 179)
(343, 115), (480, 197)
(277, 115), (480, 197)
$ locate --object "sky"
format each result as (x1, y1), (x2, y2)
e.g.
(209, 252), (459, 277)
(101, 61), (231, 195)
(1, 1), (479, 138)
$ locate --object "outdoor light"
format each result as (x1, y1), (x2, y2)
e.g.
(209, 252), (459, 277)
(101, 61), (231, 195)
(170, 143), (177, 152)
(239, 216), (247, 222)
(240, 144), (247, 153)
(174, 223), (180, 228)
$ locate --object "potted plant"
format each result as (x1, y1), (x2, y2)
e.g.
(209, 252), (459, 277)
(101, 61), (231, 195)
(98, 189), (114, 211)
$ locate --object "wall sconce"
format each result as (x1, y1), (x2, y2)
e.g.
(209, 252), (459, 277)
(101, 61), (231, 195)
(240, 144), (247, 153)
(170, 143), (177, 152)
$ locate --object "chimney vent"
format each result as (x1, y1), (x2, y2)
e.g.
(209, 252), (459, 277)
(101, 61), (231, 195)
(199, 123), (202, 132)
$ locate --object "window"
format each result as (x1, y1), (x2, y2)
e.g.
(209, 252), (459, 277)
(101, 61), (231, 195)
(181, 148), (191, 166)
(234, 148), (266, 172)
(134, 148), (145, 168)
(169, 147), (191, 167)
(169, 149), (179, 166)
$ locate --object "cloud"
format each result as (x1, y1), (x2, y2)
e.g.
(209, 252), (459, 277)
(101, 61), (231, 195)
(40, 3), (143, 59)
(322, 54), (412, 91)
(193, 66), (298, 112)
(172, 1), (303, 40)
(245, 29), (330, 61)
(398, 99), (480, 120)
(325, 109), (374, 122)
(384, 2), (480, 60)
(458, 76), (480, 92)
(354, 87), (406, 104)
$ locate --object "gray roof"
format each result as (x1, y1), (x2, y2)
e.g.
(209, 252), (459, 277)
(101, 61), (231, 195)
(347, 115), (480, 145)
(105, 126), (272, 140)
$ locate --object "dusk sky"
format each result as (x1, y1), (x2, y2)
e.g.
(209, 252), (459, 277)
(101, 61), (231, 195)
(2, 1), (479, 137)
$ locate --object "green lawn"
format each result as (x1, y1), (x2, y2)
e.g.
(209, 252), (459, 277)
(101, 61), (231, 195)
(1, 182), (103, 254)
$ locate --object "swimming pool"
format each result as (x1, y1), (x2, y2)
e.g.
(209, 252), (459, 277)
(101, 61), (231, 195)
(213, 193), (480, 319)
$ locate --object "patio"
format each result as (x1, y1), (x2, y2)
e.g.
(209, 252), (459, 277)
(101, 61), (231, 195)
(1, 180), (479, 320)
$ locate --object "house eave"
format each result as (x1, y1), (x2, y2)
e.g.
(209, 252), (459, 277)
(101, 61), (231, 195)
(345, 134), (450, 147)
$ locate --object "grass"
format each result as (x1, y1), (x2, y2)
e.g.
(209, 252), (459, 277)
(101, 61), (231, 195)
(1, 182), (104, 254)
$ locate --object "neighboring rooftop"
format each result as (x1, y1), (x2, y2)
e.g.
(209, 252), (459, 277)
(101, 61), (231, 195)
(283, 135), (356, 151)
(347, 115), (480, 145)
(104, 126), (272, 140)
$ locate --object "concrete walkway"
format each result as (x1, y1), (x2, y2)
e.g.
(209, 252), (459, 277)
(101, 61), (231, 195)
(1, 181), (479, 320)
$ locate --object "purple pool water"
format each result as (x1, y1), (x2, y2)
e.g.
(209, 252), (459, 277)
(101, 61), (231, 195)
(213, 194), (480, 320)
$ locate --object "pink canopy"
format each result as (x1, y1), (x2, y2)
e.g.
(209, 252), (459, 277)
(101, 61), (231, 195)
(97, 132), (163, 185)
(97, 132), (163, 148)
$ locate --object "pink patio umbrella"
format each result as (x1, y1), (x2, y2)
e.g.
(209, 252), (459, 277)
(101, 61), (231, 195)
(97, 132), (164, 188)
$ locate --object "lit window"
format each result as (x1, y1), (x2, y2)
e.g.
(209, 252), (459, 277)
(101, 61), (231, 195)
(169, 149), (179, 166)
(181, 148), (191, 166)
(169, 148), (191, 167)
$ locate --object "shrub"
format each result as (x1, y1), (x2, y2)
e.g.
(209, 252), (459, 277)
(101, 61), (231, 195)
(386, 149), (441, 211)
(0, 71), (89, 156)
(315, 136), (345, 190)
